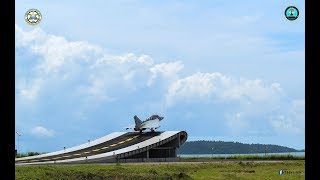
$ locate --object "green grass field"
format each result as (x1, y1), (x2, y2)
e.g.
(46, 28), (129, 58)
(16, 161), (304, 180)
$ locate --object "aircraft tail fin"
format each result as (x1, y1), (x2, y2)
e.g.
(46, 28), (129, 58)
(134, 115), (142, 128)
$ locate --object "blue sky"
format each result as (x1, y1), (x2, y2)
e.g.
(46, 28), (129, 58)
(15, 0), (305, 153)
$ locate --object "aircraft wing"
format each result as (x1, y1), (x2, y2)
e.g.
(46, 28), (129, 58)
(141, 120), (160, 129)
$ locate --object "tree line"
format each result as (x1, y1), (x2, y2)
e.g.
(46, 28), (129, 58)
(177, 140), (302, 154)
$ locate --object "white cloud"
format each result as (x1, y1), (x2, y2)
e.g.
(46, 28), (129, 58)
(165, 72), (217, 105)
(164, 72), (289, 134)
(16, 25), (103, 75)
(148, 61), (184, 86)
(113, 53), (154, 65)
(15, 25), (46, 47)
(15, 24), (156, 103)
(16, 25), (284, 108)
(31, 126), (55, 137)
(165, 72), (282, 106)
(32, 36), (102, 74)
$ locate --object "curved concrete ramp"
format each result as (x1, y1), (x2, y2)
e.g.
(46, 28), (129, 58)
(15, 131), (187, 165)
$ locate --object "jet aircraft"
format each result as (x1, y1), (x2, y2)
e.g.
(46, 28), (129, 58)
(126, 115), (164, 133)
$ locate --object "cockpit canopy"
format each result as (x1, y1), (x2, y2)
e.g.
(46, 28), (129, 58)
(146, 115), (164, 121)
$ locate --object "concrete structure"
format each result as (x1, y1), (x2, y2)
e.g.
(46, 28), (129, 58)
(15, 131), (187, 165)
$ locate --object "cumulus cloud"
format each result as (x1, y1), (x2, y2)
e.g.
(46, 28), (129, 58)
(165, 72), (282, 106)
(31, 126), (55, 137)
(163, 72), (301, 134)
(15, 24), (158, 103)
(148, 61), (184, 86)
(15, 25), (46, 47)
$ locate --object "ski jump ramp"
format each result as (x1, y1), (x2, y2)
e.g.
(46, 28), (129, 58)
(15, 131), (187, 165)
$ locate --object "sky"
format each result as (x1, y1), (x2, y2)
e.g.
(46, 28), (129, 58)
(15, 0), (305, 153)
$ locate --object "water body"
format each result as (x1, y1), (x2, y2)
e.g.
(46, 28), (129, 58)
(178, 152), (305, 157)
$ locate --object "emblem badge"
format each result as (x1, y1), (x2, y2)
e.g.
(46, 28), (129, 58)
(285, 6), (299, 21)
(25, 9), (42, 25)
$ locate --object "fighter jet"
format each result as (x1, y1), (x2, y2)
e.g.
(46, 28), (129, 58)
(126, 115), (164, 133)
